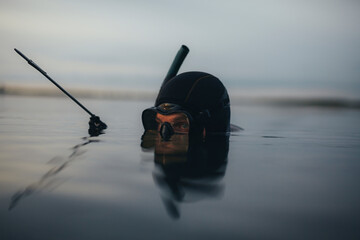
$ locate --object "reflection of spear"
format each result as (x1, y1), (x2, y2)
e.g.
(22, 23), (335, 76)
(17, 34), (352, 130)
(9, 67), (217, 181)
(9, 137), (99, 210)
(14, 48), (107, 130)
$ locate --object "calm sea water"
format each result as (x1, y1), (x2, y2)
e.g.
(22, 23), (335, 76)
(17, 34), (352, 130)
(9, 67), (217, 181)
(0, 95), (360, 240)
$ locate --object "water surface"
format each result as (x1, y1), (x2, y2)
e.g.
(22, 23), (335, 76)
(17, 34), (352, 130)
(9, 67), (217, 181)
(1, 95), (359, 240)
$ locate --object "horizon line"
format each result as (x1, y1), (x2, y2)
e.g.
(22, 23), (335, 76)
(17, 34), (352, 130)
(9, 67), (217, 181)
(1, 83), (359, 109)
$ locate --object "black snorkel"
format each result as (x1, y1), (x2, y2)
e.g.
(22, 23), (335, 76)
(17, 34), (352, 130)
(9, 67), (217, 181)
(14, 48), (107, 135)
(156, 45), (189, 105)
(161, 45), (189, 89)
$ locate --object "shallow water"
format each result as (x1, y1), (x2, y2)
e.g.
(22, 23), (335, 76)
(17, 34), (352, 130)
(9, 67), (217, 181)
(1, 95), (360, 240)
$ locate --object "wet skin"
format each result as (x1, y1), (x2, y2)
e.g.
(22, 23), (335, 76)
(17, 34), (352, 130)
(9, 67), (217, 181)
(153, 113), (190, 157)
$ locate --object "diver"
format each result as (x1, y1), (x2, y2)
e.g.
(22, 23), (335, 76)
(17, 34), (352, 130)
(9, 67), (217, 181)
(141, 46), (232, 219)
(142, 45), (231, 139)
(142, 71), (231, 139)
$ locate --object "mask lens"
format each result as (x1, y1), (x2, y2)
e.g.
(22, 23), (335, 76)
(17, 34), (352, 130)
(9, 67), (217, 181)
(156, 112), (190, 134)
(171, 114), (190, 133)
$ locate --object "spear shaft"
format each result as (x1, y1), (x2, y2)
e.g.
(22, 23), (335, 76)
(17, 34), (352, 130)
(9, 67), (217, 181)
(14, 48), (95, 117)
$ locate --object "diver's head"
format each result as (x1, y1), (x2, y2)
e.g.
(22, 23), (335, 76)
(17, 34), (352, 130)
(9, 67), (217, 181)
(142, 71), (230, 138)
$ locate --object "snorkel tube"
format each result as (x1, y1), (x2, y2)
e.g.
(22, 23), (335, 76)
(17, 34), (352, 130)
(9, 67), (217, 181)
(155, 45), (189, 105)
(162, 45), (189, 87)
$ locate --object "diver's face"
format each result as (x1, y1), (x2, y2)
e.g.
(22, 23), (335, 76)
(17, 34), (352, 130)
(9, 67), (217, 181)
(155, 113), (190, 134)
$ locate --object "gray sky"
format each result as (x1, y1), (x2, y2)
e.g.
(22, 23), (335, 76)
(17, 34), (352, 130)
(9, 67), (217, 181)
(1, 0), (359, 98)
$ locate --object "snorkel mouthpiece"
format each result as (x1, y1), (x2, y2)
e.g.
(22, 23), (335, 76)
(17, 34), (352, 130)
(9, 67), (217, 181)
(160, 122), (174, 141)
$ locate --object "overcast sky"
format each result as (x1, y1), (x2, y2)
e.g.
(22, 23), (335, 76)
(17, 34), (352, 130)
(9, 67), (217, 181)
(1, 0), (359, 98)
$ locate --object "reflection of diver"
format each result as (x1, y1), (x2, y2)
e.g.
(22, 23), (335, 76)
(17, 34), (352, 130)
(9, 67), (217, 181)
(142, 132), (229, 219)
(9, 124), (102, 210)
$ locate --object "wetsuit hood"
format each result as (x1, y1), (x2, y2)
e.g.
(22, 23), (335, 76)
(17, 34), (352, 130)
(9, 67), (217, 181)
(142, 71), (230, 134)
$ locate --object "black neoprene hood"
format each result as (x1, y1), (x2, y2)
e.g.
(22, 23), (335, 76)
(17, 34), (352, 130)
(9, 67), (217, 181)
(142, 71), (230, 134)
